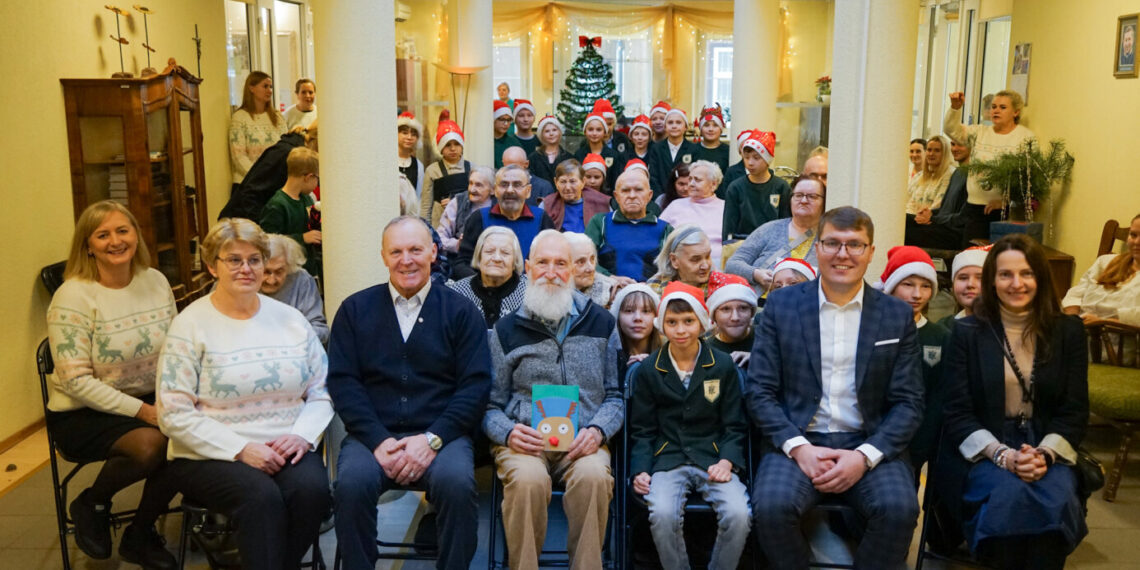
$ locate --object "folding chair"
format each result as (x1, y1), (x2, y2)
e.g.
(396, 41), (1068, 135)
(177, 498), (326, 570)
(622, 363), (757, 570)
(37, 338), (139, 570)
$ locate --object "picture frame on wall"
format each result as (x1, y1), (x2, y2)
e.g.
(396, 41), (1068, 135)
(1010, 42), (1031, 103)
(1115, 13), (1137, 78)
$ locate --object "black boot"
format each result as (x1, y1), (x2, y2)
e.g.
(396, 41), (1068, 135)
(69, 489), (112, 559)
(119, 523), (177, 570)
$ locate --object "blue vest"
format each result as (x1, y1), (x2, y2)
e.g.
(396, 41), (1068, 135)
(603, 213), (669, 280)
(481, 206), (546, 258)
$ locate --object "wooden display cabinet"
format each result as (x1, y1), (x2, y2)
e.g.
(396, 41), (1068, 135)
(61, 67), (212, 306)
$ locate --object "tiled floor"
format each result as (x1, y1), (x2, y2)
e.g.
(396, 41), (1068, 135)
(0, 423), (1136, 569)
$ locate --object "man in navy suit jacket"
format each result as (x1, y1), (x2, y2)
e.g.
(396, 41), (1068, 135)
(745, 207), (924, 570)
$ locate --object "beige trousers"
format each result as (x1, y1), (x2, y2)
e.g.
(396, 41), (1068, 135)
(492, 445), (613, 570)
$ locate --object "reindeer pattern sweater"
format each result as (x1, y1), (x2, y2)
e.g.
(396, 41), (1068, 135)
(157, 294), (333, 462)
(46, 268), (176, 415)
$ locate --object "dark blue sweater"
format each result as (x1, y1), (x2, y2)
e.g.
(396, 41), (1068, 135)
(327, 283), (492, 451)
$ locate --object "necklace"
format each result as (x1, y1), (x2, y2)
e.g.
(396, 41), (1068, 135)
(994, 325), (1035, 430)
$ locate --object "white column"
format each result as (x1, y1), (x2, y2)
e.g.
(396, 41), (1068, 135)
(828, 0), (918, 275)
(730, 0), (780, 162)
(449, 0), (494, 167)
(313, 0), (399, 316)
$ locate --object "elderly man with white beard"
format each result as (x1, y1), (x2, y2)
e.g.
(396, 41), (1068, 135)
(483, 229), (623, 570)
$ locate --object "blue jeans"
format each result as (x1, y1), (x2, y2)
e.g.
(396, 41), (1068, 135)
(645, 464), (751, 570)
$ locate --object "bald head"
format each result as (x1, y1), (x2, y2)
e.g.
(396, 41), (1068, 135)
(803, 154), (828, 184)
(502, 146), (529, 168)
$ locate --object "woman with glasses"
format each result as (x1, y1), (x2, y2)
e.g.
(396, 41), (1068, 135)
(157, 218), (333, 569)
(46, 200), (179, 567)
(660, 160), (727, 268)
(726, 175), (826, 293)
(934, 234), (1088, 569)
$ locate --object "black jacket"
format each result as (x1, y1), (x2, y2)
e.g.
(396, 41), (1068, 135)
(629, 342), (747, 476)
(219, 132), (307, 220)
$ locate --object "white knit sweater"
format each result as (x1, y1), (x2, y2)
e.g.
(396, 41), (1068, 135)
(46, 268), (176, 415)
(157, 294), (333, 461)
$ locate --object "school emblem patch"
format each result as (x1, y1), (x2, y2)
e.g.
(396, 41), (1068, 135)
(703, 379), (721, 403)
(617, 143), (627, 153)
(605, 156), (614, 167)
(682, 154), (692, 164)
(923, 345), (942, 367)
(769, 194), (781, 208)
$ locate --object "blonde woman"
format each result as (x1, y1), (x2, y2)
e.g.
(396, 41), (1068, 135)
(905, 135), (956, 216)
(46, 200), (178, 567)
(230, 71), (288, 193)
(158, 218), (333, 569)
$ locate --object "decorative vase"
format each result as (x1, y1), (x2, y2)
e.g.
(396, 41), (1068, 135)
(820, 94), (831, 105)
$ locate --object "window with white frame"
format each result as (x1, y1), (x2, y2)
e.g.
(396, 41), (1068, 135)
(575, 30), (653, 117)
(706, 41), (733, 114)
(493, 39), (523, 99)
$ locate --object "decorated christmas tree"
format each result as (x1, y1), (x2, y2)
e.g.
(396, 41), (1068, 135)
(557, 37), (625, 135)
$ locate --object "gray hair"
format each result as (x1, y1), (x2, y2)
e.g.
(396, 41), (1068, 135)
(529, 229), (570, 261)
(689, 160), (723, 187)
(654, 225), (708, 279)
(397, 174), (418, 217)
(471, 226), (524, 275)
(563, 232), (597, 257)
(470, 165), (495, 187)
(266, 233), (307, 273)
(495, 164), (530, 185)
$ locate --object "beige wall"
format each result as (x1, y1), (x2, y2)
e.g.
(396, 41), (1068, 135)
(0, 0), (231, 442)
(1007, 0), (1140, 283)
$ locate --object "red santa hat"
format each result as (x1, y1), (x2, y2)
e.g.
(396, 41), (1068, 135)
(608, 283), (660, 321)
(513, 98), (536, 117)
(397, 111), (423, 137)
(664, 107), (688, 123)
(742, 131), (776, 164)
(705, 273), (757, 314)
(771, 258), (817, 282)
(624, 158), (649, 177)
(655, 281), (712, 333)
(591, 98), (617, 120)
(877, 246), (939, 296)
(493, 99), (513, 120)
(952, 245), (991, 279)
(537, 114), (563, 134)
(582, 112), (608, 132)
(436, 119), (465, 148)
(629, 114), (652, 136)
(736, 129), (754, 150)
(650, 100), (672, 117)
(696, 105), (725, 130)
(582, 153), (607, 173)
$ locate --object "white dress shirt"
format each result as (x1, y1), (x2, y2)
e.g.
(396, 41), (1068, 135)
(390, 280), (431, 341)
(668, 140), (682, 162)
(782, 282), (885, 468)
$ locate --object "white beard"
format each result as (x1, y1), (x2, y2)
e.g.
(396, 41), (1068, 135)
(523, 277), (574, 322)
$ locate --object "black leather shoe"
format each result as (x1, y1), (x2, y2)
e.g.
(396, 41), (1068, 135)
(119, 523), (177, 570)
(69, 489), (112, 559)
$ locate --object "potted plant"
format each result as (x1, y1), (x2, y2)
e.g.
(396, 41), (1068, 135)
(815, 75), (831, 104)
(961, 137), (1075, 223)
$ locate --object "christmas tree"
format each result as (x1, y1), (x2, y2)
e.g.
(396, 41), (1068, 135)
(557, 39), (625, 135)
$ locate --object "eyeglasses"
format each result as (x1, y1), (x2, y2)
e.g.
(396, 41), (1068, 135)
(496, 180), (528, 190)
(216, 255), (264, 270)
(819, 240), (869, 255)
(791, 192), (823, 202)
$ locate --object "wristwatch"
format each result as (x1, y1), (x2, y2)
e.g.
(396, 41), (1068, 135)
(424, 432), (443, 451)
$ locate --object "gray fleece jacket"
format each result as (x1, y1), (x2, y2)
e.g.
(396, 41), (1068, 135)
(482, 291), (624, 445)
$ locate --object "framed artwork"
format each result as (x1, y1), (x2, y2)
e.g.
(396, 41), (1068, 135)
(1011, 42), (1031, 103)
(1115, 13), (1137, 78)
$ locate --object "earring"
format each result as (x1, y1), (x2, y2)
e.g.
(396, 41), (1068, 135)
(87, 250), (94, 256)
